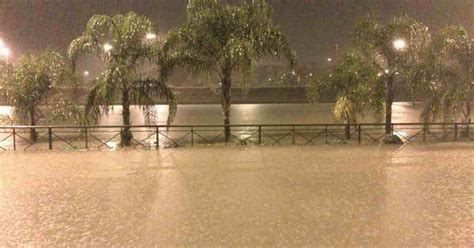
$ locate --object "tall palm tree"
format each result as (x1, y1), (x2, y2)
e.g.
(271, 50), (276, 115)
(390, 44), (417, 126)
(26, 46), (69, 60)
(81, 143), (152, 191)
(308, 51), (382, 139)
(353, 16), (431, 135)
(69, 12), (177, 146)
(421, 26), (472, 132)
(160, 0), (296, 141)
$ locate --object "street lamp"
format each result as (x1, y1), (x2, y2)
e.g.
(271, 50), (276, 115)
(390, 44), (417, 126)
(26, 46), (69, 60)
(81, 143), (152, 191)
(393, 38), (407, 51)
(0, 39), (10, 60)
(0, 47), (10, 60)
(83, 71), (90, 76)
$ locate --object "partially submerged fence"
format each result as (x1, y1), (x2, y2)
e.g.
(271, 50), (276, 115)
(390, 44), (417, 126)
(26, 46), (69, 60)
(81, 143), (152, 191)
(0, 123), (472, 151)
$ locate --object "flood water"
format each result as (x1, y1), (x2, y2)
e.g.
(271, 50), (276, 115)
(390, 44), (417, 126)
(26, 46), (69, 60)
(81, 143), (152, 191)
(0, 102), (459, 126)
(0, 144), (472, 246)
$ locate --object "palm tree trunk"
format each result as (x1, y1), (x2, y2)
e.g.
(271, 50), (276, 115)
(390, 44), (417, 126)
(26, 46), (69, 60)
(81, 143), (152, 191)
(462, 98), (471, 138)
(220, 75), (232, 142)
(385, 75), (394, 135)
(121, 89), (133, 146)
(29, 108), (37, 142)
(344, 120), (351, 140)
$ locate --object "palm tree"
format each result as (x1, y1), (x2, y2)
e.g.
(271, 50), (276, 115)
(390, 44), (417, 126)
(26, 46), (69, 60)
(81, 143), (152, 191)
(353, 16), (431, 135)
(160, 0), (296, 141)
(69, 12), (177, 146)
(0, 58), (13, 113)
(308, 51), (382, 139)
(421, 26), (472, 134)
(7, 51), (80, 141)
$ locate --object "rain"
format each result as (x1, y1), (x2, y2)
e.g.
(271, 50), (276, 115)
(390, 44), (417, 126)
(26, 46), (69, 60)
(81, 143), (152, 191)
(0, 0), (473, 246)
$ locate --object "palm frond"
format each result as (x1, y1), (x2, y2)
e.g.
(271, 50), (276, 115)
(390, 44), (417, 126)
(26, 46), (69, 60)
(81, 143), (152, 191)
(130, 78), (177, 125)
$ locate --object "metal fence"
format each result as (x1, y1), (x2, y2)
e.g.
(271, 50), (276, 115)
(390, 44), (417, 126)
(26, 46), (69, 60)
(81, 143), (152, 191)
(0, 123), (472, 151)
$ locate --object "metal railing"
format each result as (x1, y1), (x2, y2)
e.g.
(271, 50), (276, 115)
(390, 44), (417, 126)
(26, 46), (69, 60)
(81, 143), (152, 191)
(0, 123), (472, 151)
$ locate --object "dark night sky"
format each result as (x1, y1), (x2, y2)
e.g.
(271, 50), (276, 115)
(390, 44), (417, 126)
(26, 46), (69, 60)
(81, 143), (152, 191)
(1, 0), (473, 64)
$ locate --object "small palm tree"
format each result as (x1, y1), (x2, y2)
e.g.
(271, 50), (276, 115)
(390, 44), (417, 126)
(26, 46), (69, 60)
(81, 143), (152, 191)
(6, 51), (80, 141)
(69, 12), (177, 146)
(308, 52), (382, 139)
(160, 0), (296, 141)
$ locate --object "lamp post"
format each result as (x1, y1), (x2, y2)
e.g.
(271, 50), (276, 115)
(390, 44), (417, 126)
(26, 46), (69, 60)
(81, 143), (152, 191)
(384, 38), (408, 135)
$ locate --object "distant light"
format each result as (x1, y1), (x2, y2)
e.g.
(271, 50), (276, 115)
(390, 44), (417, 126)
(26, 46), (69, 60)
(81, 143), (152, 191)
(83, 71), (90, 76)
(395, 72), (399, 75)
(377, 72), (383, 77)
(385, 69), (389, 74)
(309, 73), (313, 77)
(327, 58), (332, 62)
(103, 43), (113, 52)
(393, 38), (407, 51)
(146, 33), (157, 40)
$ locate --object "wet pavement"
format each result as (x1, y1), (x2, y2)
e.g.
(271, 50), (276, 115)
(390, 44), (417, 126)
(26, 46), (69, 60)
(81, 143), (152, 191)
(0, 144), (472, 246)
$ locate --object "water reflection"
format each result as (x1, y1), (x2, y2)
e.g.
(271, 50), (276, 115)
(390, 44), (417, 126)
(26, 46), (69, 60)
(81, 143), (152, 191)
(3, 102), (469, 126)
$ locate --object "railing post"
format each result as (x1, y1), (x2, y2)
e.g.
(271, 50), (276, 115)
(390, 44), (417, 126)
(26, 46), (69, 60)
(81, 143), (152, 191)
(325, 125), (328, 144)
(422, 125), (426, 142)
(12, 128), (16, 151)
(258, 125), (261, 145)
(155, 126), (160, 149)
(84, 127), (88, 149)
(358, 125), (361, 144)
(48, 127), (53, 150)
(191, 127), (194, 146)
(467, 123), (471, 140)
(292, 126), (295, 145)
(454, 123), (458, 141)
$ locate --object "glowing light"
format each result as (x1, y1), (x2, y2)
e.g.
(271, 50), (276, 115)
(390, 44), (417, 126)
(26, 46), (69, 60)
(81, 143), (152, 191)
(0, 39), (10, 59)
(83, 71), (90, 76)
(103, 43), (113, 52)
(327, 58), (332, 62)
(146, 33), (157, 40)
(393, 38), (407, 51)
(385, 69), (389, 74)
(0, 47), (10, 59)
